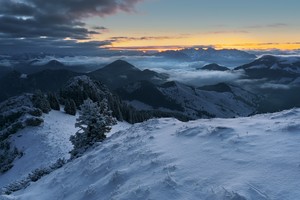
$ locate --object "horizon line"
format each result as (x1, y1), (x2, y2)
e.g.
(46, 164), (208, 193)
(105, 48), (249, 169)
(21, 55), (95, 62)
(108, 43), (300, 52)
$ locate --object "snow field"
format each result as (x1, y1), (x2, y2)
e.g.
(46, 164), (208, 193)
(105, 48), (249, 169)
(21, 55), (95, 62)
(2, 109), (300, 199)
(0, 110), (78, 189)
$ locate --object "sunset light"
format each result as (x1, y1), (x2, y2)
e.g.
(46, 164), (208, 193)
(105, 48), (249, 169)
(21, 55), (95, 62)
(1, 1), (300, 199)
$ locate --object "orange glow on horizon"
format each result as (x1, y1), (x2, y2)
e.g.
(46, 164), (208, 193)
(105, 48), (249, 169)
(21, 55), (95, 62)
(92, 33), (300, 51)
(105, 38), (300, 52)
(108, 43), (300, 52)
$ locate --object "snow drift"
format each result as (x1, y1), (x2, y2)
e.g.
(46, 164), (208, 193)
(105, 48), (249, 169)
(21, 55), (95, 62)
(2, 109), (300, 199)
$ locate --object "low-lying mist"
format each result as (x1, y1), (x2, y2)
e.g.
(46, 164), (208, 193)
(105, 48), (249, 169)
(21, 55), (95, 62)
(0, 55), (245, 87)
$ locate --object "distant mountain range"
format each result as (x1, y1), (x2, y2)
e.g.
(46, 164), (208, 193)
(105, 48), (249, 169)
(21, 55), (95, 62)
(153, 50), (191, 61)
(181, 47), (256, 61)
(0, 56), (97, 75)
(0, 55), (300, 118)
(155, 48), (257, 66)
(0, 48), (256, 73)
(231, 55), (300, 112)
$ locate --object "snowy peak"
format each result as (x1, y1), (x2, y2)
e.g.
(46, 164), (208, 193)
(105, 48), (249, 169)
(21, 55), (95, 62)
(153, 48), (256, 66)
(234, 55), (300, 82)
(180, 48), (256, 62)
(194, 47), (255, 58)
(154, 50), (191, 61)
(237, 55), (300, 74)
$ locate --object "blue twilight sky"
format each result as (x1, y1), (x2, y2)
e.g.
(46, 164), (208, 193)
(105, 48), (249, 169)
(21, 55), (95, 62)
(86, 0), (300, 50)
(0, 0), (299, 52)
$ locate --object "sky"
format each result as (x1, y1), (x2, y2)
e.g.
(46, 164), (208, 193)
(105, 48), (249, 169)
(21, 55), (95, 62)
(0, 0), (300, 53)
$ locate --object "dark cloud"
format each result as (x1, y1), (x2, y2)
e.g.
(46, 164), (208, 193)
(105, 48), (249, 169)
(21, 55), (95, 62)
(92, 26), (108, 30)
(0, 15), (96, 39)
(0, 37), (113, 55)
(27, 0), (142, 18)
(0, 1), (36, 16)
(0, 0), (142, 53)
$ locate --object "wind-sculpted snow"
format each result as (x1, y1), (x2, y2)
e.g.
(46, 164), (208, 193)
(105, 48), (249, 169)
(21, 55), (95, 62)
(2, 109), (300, 199)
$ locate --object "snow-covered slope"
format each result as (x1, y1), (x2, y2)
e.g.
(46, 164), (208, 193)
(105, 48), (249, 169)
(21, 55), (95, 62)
(0, 109), (130, 191)
(119, 81), (259, 119)
(3, 108), (300, 200)
(235, 55), (300, 82)
(158, 82), (259, 118)
(0, 110), (78, 189)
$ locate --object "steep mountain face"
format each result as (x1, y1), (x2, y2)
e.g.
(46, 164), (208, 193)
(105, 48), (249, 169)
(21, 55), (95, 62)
(200, 63), (229, 71)
(88, 60), (169, 89)
(117, 81), (259, 119)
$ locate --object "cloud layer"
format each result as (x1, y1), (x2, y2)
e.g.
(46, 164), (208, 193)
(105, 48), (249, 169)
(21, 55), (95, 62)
(0, 0), (142, 52)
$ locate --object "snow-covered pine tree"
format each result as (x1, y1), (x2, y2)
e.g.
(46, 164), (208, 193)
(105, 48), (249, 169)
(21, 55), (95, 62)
(70, 98), (116, 157)
(47, 93), (60, 111)
(64, 99), (76, 116)
(32, 90), (51, 113)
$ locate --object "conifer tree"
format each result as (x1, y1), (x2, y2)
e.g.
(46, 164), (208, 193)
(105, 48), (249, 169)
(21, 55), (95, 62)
(47, 93), (60, 111)
(70, 98), (116, 157)
(32, 90), (51, 113)
(64, 99), (76, 115)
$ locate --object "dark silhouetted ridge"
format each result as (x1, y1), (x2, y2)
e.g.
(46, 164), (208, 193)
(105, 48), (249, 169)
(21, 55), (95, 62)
(201, 63), (229, 71)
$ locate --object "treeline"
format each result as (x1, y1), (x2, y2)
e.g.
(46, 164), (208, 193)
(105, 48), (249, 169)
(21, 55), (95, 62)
(58, 76), (190, 123)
